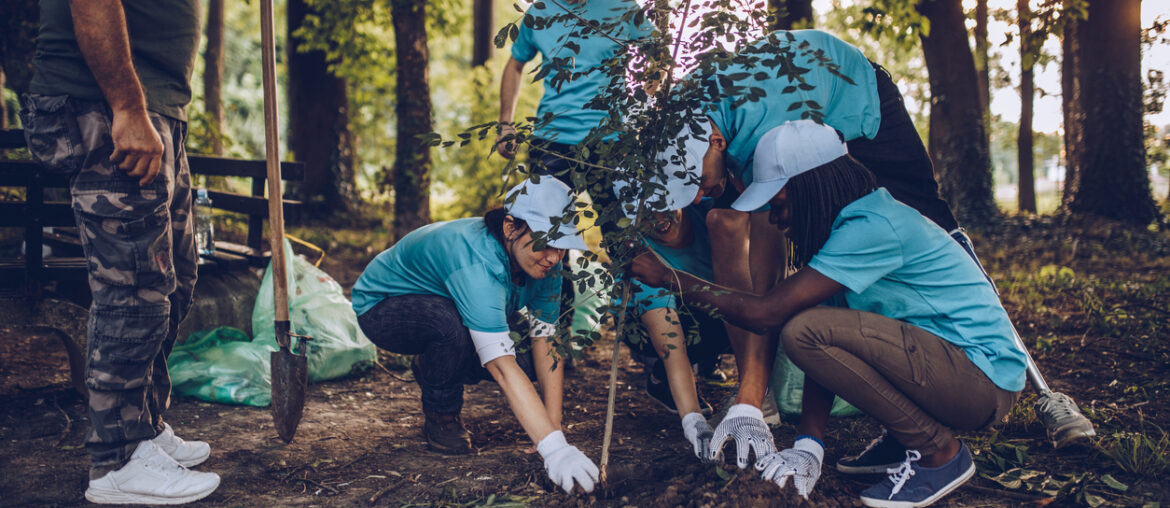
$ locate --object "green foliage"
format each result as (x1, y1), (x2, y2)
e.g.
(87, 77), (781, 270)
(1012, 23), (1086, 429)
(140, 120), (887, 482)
(1097, 426), (1170, 479)
(427, 0), (852, 356)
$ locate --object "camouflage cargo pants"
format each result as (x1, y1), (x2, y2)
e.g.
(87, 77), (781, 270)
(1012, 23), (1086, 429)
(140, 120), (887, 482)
(20, 95), (198, 478)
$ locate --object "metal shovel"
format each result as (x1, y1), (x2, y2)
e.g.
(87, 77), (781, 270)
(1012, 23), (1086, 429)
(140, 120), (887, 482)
(259, 0), (307, 443)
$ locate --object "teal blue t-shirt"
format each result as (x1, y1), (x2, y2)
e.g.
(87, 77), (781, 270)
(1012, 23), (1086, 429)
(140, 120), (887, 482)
(704, 30), (881, 187)
(805, 189), (1026, 392)
(630, 203), (714, 311)
(351, 218), (562, 333)
(511, 0), (650, 144)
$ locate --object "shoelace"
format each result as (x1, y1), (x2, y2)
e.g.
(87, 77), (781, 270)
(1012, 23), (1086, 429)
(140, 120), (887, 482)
(1038, 394), (1076, 420)
(855, 428), (889, 459)
(886, 450), (922, 499)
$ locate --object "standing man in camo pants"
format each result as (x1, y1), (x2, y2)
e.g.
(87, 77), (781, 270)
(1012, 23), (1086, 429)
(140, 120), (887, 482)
(21, 0), (220, 504)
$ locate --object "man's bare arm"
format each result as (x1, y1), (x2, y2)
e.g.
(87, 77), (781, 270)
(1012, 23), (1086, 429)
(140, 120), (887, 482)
(629, 250), (844, 335)
(70, 0), (163, 186)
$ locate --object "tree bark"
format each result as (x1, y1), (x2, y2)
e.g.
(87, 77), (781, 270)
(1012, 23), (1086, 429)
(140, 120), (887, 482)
(1063, 0), (1156, 224)
(917, 0), (1000, 227)
(1061, 1), (1080, 202)
(1, 68), (7, 129)
(0, 0), (38, 95)
(203, 0), (225, 155)
(472, 0), (493, 67)
(768, 0), (813, 30)
(974, 0), (991, 119)
(390, 0), (433, 241)
(288, 0), (359, 217)
(1018, 0), (1036, 214)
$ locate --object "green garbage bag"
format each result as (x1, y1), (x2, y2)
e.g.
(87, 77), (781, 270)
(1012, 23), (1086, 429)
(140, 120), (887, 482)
(770, 343), (862, 421)
(168, 240), (377, 406)
(252, 240), (377, 384)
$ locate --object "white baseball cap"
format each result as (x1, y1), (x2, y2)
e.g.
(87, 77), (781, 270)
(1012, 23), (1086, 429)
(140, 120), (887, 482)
(614, 126), (708, 217)
(613, 137), (706, 218)
(505, 178), (589, 251)
(731, 120), (848, 212)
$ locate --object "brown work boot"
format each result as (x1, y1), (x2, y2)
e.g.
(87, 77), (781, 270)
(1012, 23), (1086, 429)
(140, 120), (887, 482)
(423, 411), (472, 455)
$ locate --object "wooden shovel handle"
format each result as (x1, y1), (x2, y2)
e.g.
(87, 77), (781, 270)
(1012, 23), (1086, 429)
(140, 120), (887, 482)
(260, 0), (289, 327)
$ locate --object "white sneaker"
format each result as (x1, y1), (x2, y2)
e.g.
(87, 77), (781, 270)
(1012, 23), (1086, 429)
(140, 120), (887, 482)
(152, 423), (211, 467)
(85, 440), (220, 505)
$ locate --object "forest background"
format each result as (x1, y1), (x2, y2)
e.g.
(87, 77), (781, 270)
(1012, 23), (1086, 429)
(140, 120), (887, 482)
(3, 0), (1169, 236)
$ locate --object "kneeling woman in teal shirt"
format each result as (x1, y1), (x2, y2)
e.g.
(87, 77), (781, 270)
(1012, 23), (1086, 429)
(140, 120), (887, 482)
(352, 179), (598, 494)
(631, 120), (1024, 508)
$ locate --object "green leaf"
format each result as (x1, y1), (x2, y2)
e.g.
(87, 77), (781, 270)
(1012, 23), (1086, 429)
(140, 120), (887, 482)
(1100, 474), (1128, 492)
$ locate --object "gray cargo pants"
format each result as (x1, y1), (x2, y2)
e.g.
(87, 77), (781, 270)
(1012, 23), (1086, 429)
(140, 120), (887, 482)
(781, 307), (1019, 455)
(20, 94), (197, 479)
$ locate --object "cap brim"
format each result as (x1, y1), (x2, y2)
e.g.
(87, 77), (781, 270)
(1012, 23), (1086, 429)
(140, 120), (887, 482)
(731, 179), (787, 212)
(528, 219), (590, 251)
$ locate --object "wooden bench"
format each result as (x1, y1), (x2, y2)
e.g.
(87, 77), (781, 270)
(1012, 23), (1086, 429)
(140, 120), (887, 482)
(0, 128), (305, 398)
(0, 128), (305, 294)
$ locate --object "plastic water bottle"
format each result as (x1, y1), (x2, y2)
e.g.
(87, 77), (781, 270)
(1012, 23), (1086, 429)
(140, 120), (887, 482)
(194, 188), (215, 256)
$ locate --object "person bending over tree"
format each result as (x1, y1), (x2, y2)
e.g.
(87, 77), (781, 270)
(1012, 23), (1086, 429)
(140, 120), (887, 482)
(632, 120), (1024, 508)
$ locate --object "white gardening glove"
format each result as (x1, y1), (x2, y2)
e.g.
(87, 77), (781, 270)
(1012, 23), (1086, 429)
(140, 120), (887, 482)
(756, 436), (825, 499)
(681, 412), (714, 463)
(537, 431), (599, 494)
(708, 403), (777, 468)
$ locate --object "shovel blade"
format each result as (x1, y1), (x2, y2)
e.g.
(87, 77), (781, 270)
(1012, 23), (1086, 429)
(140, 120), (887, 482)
(271, 347), (308, 443)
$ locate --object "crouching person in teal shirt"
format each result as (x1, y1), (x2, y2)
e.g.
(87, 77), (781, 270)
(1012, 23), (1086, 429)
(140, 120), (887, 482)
(614, 171), (731, 462)
(352, 179), (598, 494)
(631, 120), (1024, 507)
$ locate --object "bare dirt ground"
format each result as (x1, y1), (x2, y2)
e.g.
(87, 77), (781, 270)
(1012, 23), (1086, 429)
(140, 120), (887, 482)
(1, 217), (1167, 507)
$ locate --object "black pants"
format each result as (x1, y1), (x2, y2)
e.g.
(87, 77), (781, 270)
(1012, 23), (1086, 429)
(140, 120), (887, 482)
(847, 63), (960, 232)
(357, 294), (535, 414)
(530, 138), (623, 238)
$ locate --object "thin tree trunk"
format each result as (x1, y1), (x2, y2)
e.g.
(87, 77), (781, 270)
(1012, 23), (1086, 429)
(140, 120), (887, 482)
(0, 0), (39, 95)
(390, 0), (433, 241)
(975, 0), (990, 120)
(1061, 1), (1080, 203)
(0, 68), (7, 129)
(472, 0), (493, 67)
(203, 0), (225, 155)
(1063, 0), (1156, 224)
(288, 0), (358, 217)
(917, 0), (1000, 227)
(1018, 0), (1036, 213)
(768, 0), (813, 30)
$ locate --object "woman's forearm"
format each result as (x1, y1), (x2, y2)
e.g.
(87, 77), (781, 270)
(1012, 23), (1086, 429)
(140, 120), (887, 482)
(486, 355), (558, 445)
(642, 308), (701, 416)
(498, 57), (525, 124)
(531, 336), (564, 429)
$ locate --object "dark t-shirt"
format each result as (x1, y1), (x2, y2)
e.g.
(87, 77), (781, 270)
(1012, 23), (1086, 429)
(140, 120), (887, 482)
(29, 0), (201, 121)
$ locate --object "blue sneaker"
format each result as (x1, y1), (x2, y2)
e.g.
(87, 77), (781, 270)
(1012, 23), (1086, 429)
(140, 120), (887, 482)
(859, 442), (975, 508)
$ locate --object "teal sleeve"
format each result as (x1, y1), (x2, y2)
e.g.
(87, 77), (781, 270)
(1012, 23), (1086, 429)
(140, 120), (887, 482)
(525, 270), (563, 324)
(512, 14), (538, 62)
(446, 265), (510, 332)
(629, 279), (676, 312)
(805, 214), (904, 294)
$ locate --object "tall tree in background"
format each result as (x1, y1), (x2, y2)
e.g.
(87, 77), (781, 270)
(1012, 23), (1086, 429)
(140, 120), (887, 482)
(1061, 1), (1081, 202)
(0, 0), (37, 95)
(917, 0), (1000, 226)
(769, 0), (813, 30)
(204, 0), (226, 155)
(1062, 0), (1156, 224)
(974, 0), (991, 120)
(1017, 0), (1036, 213)
(390, 0), (433, 240)
(288, 0), (359, 216)
(472, 0), (493, 67)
